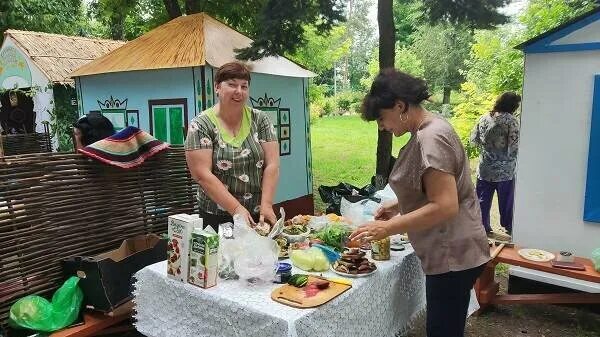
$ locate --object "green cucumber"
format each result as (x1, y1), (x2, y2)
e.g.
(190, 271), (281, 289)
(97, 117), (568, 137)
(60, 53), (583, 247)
(288, 274), (309, 287)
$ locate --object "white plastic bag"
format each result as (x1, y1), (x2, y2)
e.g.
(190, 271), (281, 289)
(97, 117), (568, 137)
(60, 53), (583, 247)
(231, 215), (279, 284)
(340, 197), (380, 227)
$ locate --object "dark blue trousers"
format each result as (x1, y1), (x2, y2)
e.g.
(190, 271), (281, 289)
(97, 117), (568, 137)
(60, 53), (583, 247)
(476, 179), (515, 234)
(426, 264), (485, 337)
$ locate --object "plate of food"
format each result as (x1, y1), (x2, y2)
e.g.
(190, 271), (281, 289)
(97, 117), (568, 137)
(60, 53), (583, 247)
(275, 236), (289, 259)
(518, 248), (555, 262)
(330, 248), (377, 278)
(281, 219), (311, 243)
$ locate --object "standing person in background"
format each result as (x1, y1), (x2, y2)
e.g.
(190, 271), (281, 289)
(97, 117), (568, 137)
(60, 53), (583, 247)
(470, 92), (521, 239)
(185, 62), (280, 231)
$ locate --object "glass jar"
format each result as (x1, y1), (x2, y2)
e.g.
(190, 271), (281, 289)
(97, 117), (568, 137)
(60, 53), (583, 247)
(274, 262), (292, 284)
(371, 236), (391, 260)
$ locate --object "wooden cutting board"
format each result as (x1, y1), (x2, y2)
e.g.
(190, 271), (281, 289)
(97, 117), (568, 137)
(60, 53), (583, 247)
(271, 276), (351, 308)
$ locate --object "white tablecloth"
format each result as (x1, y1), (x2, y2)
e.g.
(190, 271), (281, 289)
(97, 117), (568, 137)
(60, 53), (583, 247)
(133, 247), (426, 337)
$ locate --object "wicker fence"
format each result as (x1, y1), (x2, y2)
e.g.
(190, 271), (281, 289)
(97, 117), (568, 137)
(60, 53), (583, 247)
(1, 132), (52, 156)
(0, 146), (198, 331)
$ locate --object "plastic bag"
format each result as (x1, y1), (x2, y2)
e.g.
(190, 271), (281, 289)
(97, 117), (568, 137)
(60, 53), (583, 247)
(318, 182), (378, 215)
(231, 215), (279, 284)
(373, 184), (397, 203)
(340, 197), (380, 228)
(592, 248), (600, 272)
(218, 222), (238, 280)
(9, 276), (83, 332)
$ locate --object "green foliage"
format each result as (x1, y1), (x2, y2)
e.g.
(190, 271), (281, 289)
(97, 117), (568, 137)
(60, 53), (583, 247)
(322, 98), (336, 116)
(361, 46), (424, 89)
(335, 91), (362, 114)
(346, 0), (377, 90)
(0, 0), (87, 45)
(465, 27), (524, 95)
(50, 85), (79, 152)
(288, 25), (350, 74)
(411, 24), (473, 94)
(451, 82), (495, 158)
(393, 0), (425, 47)
(422, 0), (509, 29)
(519, 0), (597, 40)
(235, 0), (346, 60)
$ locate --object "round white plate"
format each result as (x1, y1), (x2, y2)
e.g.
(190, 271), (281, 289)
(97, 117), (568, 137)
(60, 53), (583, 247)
(330, 264), (377, 278)
(518, 248), (555, 262)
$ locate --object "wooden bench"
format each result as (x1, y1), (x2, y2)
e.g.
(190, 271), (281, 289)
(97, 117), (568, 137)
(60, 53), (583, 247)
(475, 245), (600, 313)
(50, 302), (134, 337)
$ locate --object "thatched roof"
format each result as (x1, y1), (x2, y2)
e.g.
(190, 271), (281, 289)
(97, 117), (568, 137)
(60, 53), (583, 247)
(4, 30), (125, 85)
(71, 13), (315, 78)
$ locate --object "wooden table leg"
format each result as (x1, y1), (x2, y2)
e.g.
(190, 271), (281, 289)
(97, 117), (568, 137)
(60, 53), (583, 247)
(474, 261), (500, 315)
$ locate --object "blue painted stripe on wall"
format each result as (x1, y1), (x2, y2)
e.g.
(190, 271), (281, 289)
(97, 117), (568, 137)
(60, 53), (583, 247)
(524, 11), (600, 54)
(525, 42), (600, 54)
(584, 75), (600, 222)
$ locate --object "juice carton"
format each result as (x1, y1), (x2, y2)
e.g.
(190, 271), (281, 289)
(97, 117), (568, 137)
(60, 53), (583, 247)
(188, 227), (219, 288)
(167, 214), (203, 282)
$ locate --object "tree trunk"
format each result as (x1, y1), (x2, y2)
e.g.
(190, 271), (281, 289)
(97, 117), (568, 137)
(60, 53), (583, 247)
(109, 16), (125, 40)
(443, 86), (451, 104)
(186, 0), (201, 14)
(162, 0), (182, 19)
(375, 0), (395, 188)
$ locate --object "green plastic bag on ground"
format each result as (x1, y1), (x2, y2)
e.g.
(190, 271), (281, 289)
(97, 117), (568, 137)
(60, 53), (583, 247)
(8, 276), (83, 332)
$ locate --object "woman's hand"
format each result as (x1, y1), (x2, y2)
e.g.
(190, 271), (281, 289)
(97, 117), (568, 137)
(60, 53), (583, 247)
(233, 205), (256, 226)
(259, 203), (277, 225)
(349, 220), (391, 242)
(374, 200), (399, 221)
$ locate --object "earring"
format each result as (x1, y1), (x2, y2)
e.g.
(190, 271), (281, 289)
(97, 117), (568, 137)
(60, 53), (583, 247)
(399, 113), (408, 123)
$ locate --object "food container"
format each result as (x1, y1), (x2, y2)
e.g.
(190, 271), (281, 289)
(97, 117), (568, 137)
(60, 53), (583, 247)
(371, 236), (391, 261)
(274, 262), (292, 283)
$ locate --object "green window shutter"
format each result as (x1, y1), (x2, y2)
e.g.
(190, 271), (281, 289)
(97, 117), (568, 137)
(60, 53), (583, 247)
(153, 107), (168, 142)
(169, 107), (184, 145)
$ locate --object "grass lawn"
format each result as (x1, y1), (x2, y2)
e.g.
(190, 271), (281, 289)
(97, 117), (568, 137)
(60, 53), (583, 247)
(310, 115), (501, 227)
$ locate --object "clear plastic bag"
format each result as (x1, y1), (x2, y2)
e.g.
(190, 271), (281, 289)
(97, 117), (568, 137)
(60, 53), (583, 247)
(218, 222), (238, 280)
(340, 197), (380, 228)
(231, 215), (279, 284)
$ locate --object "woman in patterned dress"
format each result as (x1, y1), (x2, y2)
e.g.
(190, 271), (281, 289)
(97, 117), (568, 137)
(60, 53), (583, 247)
(185, 62), (279, 230)
(470, 92), (521, 237)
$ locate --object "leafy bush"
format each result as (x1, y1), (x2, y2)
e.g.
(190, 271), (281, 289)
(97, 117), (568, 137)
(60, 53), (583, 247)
(450, 82), (495, 158)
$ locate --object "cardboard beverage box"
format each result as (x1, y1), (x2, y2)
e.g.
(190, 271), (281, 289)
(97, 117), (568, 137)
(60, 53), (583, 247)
(167, 214), (203, 282)
(188, 227), (219, 288)
(62, 234), (166, 312)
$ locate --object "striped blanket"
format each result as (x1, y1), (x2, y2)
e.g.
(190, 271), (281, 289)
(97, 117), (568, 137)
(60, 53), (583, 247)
(78, 126), (169, 168)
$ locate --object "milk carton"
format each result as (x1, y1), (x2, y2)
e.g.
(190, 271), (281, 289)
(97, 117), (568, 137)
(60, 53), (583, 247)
(188, 227), (219, 288)
(167, 214), (203, 282)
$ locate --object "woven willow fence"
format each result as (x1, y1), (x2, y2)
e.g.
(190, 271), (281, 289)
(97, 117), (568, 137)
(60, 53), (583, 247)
(1, 132), (52, 156)
(0, 146), (198, 331)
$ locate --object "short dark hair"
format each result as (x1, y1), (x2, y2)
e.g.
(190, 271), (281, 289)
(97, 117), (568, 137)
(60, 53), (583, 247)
(215, 62), (251, 84)
(73, 112), (115, 146)
(493, 92), (521, 114)
(361, 68), (430, 121)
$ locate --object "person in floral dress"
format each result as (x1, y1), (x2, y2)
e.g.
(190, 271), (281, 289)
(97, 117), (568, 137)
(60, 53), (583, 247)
(185, 62), (279, 230)
(470, 92), (521, 238)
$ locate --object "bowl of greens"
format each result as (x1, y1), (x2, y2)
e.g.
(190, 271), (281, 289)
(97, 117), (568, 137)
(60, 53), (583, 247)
(281, 221), (311, 243)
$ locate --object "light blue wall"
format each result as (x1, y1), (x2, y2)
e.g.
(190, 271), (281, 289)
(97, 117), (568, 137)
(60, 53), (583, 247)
(76, 66), (312, 204)
(77, 68), (197, 131)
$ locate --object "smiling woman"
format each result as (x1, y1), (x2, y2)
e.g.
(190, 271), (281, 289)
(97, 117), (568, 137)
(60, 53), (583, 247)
(184, 62), (280, 230)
